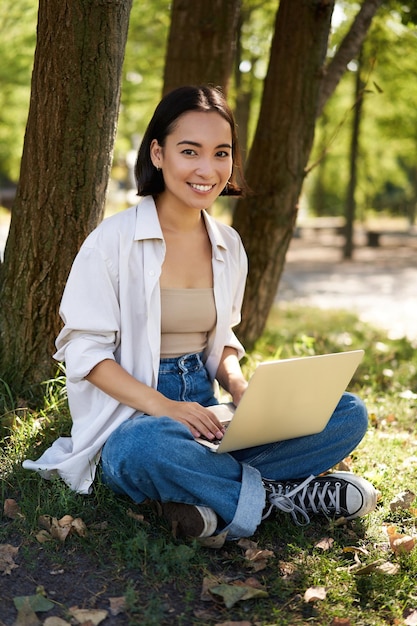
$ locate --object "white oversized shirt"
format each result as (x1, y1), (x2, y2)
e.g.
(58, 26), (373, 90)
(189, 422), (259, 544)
(23, 196), (247, 493)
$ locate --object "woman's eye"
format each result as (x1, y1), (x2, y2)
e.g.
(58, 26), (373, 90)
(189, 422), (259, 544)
(216, 150), (230, 158)
(182, 149), (197, 156)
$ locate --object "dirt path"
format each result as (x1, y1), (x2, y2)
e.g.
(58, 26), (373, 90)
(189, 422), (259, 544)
(277, 232), (417, 342)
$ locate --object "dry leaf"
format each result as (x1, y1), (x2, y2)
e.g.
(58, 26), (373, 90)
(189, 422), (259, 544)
(0, 543), (19, 575)
(392, 535), (416, 555)
(210, 582), (268, 609)
(342, 546), (369, 556)
(35, 530), (53, 544)
(68, 608), (108, 626)
(304, 586), (327, 603)
(4, 498), (25, 520)
(352, 559), (399, 575)
(375, 561), (400, 575)
(50, 517), (72, 542)
(201, 576), (225, 602)
(44, 618), (71, 626)
(315, 537), (334, 551)
(12, 604), (40, 626)
(109, 596), (126, 616)
(38, 514), (87, 542)
(386, 525), (416, 554)
(390, 490), (416, 512)
(127, 508), (145, 523)
(244, 547), (274, 571)
(70, 517), (87, 537)
(237, 538), (274, 571)
(237, 538), (257, 550)
(197, 530), (228, 549)
(331, 619), (351, 625)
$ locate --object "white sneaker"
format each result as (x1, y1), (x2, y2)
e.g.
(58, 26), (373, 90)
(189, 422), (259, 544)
(161, 502), (218, 537)
(263, 472), (378, 526)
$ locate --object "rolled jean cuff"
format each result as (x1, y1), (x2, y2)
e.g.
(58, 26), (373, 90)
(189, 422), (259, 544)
(222, 463), (265, 540)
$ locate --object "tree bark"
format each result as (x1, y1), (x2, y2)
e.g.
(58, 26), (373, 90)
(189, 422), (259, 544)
(0, 0), (132, 397)
(233, 0), (335, 348)
(163, 0), (241, 95)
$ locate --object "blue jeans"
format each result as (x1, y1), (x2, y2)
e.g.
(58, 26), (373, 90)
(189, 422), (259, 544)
(101, 353), (368, 538)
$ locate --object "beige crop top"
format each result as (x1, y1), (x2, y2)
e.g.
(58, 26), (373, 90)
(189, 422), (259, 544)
(160, 288), (217, 358)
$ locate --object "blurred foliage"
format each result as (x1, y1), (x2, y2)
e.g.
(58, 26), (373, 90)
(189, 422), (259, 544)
(306, 0), (417, 221)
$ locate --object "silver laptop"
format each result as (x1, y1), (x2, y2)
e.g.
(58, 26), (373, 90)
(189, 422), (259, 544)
(197, 349), (364, 453)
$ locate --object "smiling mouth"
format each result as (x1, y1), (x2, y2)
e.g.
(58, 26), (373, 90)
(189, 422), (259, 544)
(189, 183), (215, 192)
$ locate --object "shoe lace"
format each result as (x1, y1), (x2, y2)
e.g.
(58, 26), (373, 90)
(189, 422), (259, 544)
(263, 475), (342, 526)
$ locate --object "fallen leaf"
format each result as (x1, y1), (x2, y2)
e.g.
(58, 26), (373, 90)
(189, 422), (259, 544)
(127, 508), (145, 522)
(386, 525), (416, 554)
(210, 583), (268, 609)
(44, 618), (71, 626)
(201, 576), (225, 602)
(237, 538), (257, 550)
(12, 604), (40, 626)
(109, 596), (126, 616)
(70, 517), (87, 537)
(14, 595), (55, 612)
(331, 619), (351, 625)
(278, 560), (296, 578)
(35, 530), (53, 544)
(352, 559), (399, 575)
(342, 546), (369, 556)
(392, 535), (416, 555)
(304, 586), (327, 603)
(68, 608), (108, 626)
(197, 530), (228, 549)
(0, 543), (19, 575)
(390, 490), (416, 512)
(375, 561), (400, 575)
(38, 514), (87, 542)
(315, 537), (334, 551)
(50, 517), (72, 542)
(3, 498), (25, 520)
(237, 538), (274, 571)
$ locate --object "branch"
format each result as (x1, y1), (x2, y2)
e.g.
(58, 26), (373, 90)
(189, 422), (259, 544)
(317, 0), (383, 117)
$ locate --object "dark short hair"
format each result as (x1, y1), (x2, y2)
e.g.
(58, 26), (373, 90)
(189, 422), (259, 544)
(135, 85), (246, 197)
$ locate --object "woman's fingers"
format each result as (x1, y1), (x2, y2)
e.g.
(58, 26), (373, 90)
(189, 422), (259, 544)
(169, 402), (225, 439)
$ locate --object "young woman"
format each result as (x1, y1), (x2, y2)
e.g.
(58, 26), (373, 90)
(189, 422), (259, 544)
(24, 85), (377, 539)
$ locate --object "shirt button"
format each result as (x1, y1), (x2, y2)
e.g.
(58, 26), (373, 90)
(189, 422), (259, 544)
(149, 270), (155, 276)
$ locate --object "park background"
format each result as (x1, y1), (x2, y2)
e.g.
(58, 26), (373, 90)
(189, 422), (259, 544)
(1, 2), (417, 625)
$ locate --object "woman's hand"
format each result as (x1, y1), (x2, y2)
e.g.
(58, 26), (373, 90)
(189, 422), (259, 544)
(86, 360), (225, 440)
(155, 398), (225, 440)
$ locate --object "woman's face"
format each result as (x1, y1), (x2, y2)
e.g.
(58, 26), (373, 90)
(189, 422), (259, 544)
(150, 110), (233, 212)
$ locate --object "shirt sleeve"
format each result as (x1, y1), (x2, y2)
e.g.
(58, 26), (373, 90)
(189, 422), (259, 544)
(54, 240), (121, 383)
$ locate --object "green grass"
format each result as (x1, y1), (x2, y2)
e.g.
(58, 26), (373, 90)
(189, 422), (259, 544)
(1, 304), (417, 625)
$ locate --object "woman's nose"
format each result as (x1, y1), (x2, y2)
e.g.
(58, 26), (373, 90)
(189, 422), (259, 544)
(195, 157), (214, 177)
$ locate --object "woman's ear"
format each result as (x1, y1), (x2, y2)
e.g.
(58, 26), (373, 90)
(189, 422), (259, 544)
(150, 139), (162, 169)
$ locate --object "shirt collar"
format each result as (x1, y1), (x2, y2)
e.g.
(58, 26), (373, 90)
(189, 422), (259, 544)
(134, 195), (229, 257)
(134, 196), (164, 241)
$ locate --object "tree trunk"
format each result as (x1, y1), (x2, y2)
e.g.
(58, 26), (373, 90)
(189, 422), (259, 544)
(344, 50), (365, 259)
(233, 0), (334, 349)
(0, 0), (132, 398)
(163, 0), (241, 95)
